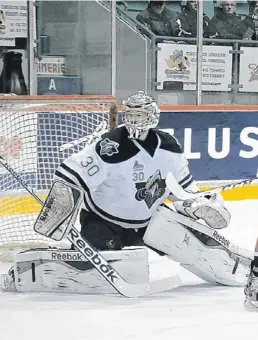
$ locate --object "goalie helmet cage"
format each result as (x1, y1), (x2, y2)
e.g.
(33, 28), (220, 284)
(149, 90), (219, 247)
(0, 94), (118, 261)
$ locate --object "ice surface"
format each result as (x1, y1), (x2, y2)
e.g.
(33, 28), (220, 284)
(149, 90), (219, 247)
(0, 200), (257, 340)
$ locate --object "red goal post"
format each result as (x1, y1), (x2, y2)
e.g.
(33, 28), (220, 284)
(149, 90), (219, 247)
(0, 94), (118, 260)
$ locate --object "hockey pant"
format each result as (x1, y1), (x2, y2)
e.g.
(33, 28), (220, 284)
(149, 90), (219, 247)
(79, 209), (146, 250)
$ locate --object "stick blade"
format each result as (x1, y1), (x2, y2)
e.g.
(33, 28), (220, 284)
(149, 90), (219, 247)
(147, 275), (181, 296)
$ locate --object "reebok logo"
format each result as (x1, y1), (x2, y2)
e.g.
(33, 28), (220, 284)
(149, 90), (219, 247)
(51, 252), (83, 261)
(3, 161), (31, 191)
(69, 228), (118, 284)
(212, 231), (230, 248)
(39, 196), (55, 222)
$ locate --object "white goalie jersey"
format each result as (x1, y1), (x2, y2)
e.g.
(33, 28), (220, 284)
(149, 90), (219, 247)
(55, 126), (197, 229)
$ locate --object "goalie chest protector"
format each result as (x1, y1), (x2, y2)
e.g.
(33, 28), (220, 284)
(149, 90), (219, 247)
(56, 126), (187, 229)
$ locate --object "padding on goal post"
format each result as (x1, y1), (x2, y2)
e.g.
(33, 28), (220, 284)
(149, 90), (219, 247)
(0, 94), (118, 261)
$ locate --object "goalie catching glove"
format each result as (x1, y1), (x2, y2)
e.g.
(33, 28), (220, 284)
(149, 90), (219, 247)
(173, 193), (231, 229)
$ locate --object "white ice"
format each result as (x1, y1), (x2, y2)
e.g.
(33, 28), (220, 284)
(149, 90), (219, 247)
(0, 200), (258, 340)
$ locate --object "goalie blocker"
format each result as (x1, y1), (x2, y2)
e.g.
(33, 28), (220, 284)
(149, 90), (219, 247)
(34, 180), (83, 241)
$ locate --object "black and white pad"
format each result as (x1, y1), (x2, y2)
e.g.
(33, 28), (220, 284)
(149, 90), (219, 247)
(144, 203), (251, 286)
(1, 248), (149, 294)
(34, 180), (82, 241)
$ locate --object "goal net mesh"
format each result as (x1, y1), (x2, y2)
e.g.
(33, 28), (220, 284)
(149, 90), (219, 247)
(0, 95), (117, 260)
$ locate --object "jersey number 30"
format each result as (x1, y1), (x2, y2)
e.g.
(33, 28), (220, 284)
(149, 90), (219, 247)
(133, 172), (144, 181)
(81, 156), (99, 176)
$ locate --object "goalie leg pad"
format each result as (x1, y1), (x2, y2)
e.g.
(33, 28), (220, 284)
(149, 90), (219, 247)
(3, 248), (149, 294)
(143, 204), (250, 286)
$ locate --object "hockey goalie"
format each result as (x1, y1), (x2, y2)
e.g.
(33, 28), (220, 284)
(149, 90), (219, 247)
(1, 91), (255, 300)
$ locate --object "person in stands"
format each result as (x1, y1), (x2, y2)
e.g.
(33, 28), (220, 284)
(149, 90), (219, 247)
(240, 1), (258, 40)
(209, 1), (245, 40)
(136, 1), (180, 38)
(178, 0), (212, 39)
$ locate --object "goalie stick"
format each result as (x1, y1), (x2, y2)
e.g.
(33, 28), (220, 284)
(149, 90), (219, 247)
(59, 120), (108, 151)
(0, 155), (181, 298)
(166, 172), (258, 201)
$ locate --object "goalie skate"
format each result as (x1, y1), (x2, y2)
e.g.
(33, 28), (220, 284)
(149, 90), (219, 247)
(244, 260), (258, 311)
(1, 266), (17, 292)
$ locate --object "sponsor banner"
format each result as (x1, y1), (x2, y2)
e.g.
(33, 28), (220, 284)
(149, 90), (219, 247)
(159, 110), (258, 181)
(0, 1), (27, 40)
(37, 57), (66, 76)
(239, 46), (258, 92)
(157, 43), (232, 91)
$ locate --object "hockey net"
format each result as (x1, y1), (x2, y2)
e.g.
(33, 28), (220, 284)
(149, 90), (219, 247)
(0, 94), (118, 261)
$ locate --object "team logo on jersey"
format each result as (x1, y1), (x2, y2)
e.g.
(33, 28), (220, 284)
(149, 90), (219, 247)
(135, 169), (166, 209)
(99, 138), (119, 156)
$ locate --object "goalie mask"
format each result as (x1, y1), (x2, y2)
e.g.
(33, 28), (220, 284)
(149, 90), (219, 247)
(123, 91), (160, 139)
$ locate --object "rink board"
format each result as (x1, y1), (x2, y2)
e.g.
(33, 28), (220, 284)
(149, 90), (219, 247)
(1, 105), (257, 217)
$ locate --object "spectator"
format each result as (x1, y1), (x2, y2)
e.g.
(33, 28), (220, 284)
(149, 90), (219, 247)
(178, 0), (212, 38)
(210, 1), (244, 39)
(0, 51), (27, 95)
(240, 1), (258, 40)
(136, 1), (180, 37)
